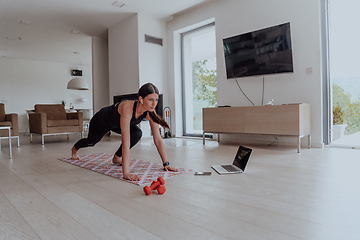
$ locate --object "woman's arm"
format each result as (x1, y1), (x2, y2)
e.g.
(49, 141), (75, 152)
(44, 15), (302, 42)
(119, 102), (141, 181)
(148, 115), (178, 172)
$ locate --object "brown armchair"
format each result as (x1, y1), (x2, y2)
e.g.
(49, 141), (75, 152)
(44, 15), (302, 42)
(29, 104), (83, 144)
(0, 103), (20, 147)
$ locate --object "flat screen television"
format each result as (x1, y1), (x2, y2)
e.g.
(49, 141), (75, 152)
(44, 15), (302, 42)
(223, 22), (293, 79)
(113, 93), (163, 117)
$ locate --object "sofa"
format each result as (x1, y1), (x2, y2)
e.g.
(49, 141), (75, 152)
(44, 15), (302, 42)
(0, 103), (20, 147)
(29, 104), (83, 144)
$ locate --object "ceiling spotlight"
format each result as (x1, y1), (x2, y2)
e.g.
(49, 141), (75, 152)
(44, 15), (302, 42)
(20, 20), (32, 25)
(70, 30), (80, 34)
(112, 1), (125, 8)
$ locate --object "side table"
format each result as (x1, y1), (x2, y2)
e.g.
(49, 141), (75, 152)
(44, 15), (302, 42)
(0, 126), (12, 158)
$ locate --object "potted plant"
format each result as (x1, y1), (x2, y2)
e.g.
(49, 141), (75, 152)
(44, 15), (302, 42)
(332, 105), (347, 141)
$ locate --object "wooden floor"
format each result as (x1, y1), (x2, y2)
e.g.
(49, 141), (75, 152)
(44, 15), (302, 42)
(0, 134), (360, 240)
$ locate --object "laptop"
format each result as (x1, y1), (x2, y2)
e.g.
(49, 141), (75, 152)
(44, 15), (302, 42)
(211, 145), (252, 174)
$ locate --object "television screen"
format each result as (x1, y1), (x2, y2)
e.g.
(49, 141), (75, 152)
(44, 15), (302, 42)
(223, 22), (293, 79)
(113, 93), (163, 117)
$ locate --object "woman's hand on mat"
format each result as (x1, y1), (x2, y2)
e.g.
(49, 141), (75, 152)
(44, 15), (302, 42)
(123, 173), (141, 181)
(164, 165), (178, 172)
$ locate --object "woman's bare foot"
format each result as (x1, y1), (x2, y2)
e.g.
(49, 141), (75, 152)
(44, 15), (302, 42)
(71, 146), (80, 160)
(112, 155), (122, 165)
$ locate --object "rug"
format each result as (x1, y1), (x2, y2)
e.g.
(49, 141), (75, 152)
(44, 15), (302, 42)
(58, 153), (192, 185)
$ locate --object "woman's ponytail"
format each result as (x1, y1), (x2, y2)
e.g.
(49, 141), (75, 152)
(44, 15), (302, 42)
(149, 111), (170, 130)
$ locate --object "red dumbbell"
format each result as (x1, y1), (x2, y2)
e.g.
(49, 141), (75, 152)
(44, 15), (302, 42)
(143, 177), (166, 195)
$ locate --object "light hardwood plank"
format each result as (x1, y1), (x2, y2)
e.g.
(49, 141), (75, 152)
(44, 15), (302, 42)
(0, 168), (100, 240)
(0, 135), (359, 239)
(0, 190), (40, 240)
(62, 180), (216, 240)
(48, 192), (162, 240)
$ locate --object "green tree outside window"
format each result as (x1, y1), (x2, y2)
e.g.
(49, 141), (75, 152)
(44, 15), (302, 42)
(192, 59), (217, 131)
(333, 83), (360, 134)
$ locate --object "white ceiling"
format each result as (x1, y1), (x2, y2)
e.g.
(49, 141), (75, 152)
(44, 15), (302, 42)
(0, 0), (210, 66)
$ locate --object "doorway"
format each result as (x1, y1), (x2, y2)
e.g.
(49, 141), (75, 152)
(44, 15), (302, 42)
(328, 0), (360, 148)
(181, 23), (217, 137)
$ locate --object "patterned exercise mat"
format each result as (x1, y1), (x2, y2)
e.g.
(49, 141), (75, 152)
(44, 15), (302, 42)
(58, 153), (192, 185)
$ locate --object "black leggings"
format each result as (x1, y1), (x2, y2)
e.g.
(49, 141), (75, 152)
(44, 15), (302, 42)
(74, 114), (142, 157)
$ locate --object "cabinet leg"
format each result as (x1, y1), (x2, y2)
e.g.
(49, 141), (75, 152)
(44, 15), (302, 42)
(308, 135), (311, 149)
(298, 137), (301, 153)
(203, 132), (205, 145)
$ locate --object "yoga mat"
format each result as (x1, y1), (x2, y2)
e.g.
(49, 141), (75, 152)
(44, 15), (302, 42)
(58, 153), (192, 185)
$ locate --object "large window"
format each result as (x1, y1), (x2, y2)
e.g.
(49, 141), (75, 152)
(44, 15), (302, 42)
(181, 23), (217, 136)
(329, 0), (360, 147)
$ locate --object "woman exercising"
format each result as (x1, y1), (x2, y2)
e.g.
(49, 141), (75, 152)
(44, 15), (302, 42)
(71, 83), (177, 181)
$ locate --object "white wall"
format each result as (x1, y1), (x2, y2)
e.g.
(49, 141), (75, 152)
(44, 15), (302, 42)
(0, 58), (92, 132)
(92, 36), (110, 113)
(166, 0), (325, 147)
(109, 13), (168, 100)
(108, 14), (140, 102)
(138, 13), (167, 97)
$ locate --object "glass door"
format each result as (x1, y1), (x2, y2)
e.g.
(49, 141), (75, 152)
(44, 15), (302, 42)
(181, 23), (217, 136)
(329, 0), (360, 148)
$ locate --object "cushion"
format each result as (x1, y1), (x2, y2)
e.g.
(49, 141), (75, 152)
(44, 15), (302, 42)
(47, 119), (79, 127)
(35, 104), (67, 120)
(47, 126), (80, 134)
(0, 121), (12, 127)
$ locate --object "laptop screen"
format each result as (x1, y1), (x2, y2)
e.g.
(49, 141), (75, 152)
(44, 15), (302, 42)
(233, 146), (252, 171)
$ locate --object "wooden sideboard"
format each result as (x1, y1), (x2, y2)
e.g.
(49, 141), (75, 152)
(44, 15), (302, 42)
(202, 103), (311, 152)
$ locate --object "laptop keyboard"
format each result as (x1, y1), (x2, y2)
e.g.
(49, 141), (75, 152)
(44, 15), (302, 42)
(221, 165), (239, 172)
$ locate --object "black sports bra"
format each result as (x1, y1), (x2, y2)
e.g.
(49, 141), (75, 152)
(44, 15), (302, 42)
(129, 100), (148, 125)
(98, 100), (148, 129)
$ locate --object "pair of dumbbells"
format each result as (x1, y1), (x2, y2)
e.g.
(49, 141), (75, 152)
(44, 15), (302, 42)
(143, 177), (166, 195)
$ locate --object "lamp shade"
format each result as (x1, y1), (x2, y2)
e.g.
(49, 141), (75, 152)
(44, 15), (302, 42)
(67, 77), (89, 90)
